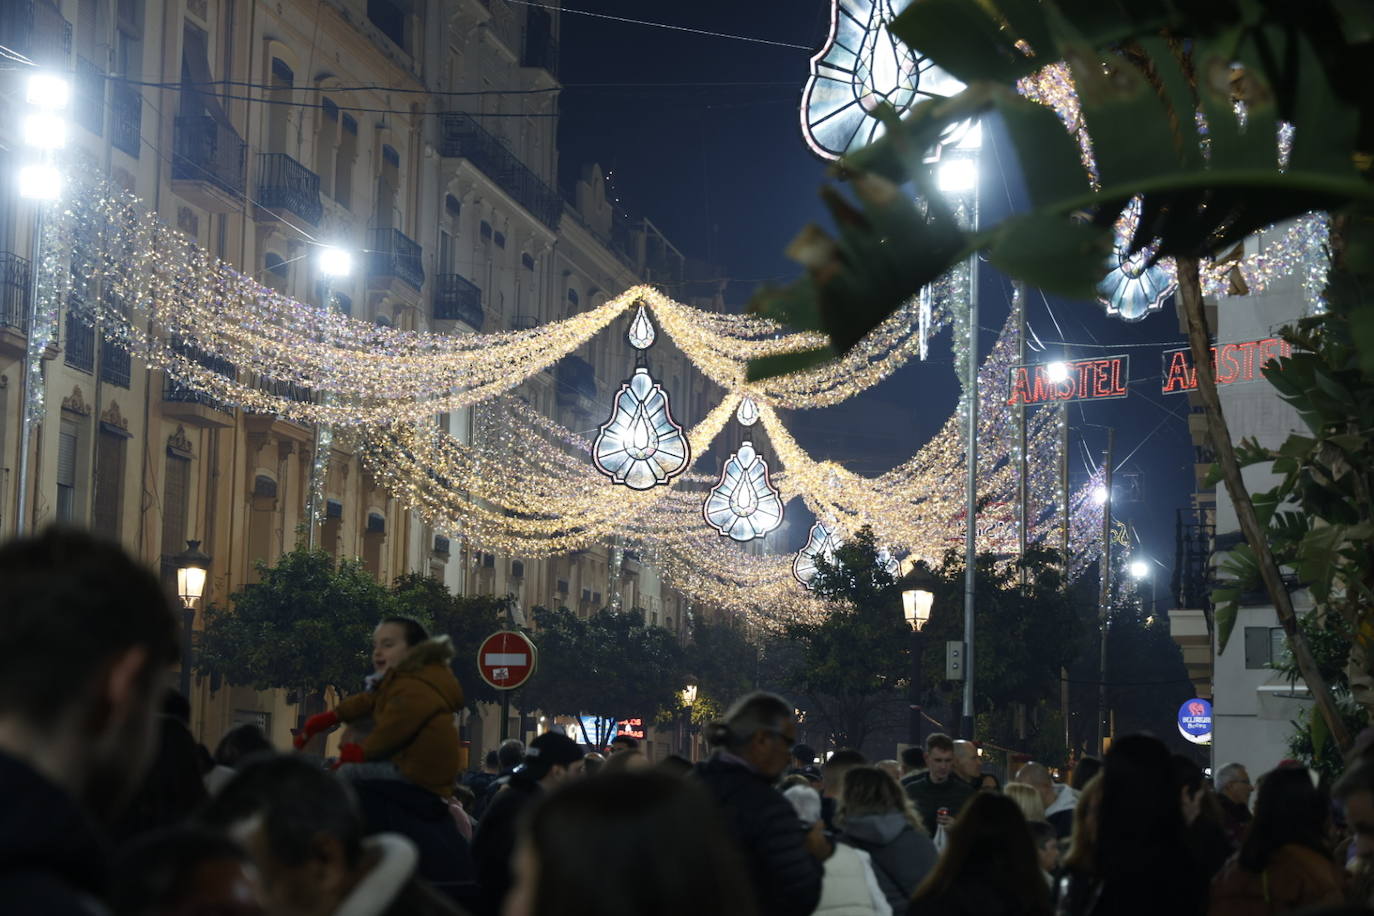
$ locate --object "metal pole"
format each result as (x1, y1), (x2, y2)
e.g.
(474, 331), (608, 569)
(500, 690), (511, 741)
(15, 207), (45, 535)
(1015, 282), (1027, 570)
(305, 278), (331, 550)
(1096, 429), (1114, 755)
(1059, 402), (1071, 755)
(910, 626), (923, 747)
(180, 605), (195, 698)
(959, 166), (981, 742)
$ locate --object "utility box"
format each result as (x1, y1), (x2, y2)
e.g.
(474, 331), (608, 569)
(946, 641), (965, 680)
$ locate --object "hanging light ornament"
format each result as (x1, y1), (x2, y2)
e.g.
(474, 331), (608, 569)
(703, 440), (785, 542)
(736, 396), (760, 427)
(1098, 196), (1176, 321)
(875, 547), (901, 579)
(793, 521), (840, 590)
(593, 307), (691, 490)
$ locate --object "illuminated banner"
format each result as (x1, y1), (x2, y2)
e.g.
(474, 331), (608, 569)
(1007, 356), (1129, 406)
(1161, 338), (1292, 394)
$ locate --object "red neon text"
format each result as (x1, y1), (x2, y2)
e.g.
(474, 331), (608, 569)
(1161, 338), (1291, 394)
(1007, 356), (1129, 407)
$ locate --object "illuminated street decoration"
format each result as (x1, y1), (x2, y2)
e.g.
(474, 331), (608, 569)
(626, 303), (656, 349)
(793, 521), (840, 589)
(1007, 356), (1129, 407)
(593, 368), (691, 490)
(801, 0), (967, 160)
(876, 547), (900, 579)
(703, 441), (786, 542)
(736, 396), (760, 427)
(1097, 197), (1176, 321)
(1161, 338), (1292, 394)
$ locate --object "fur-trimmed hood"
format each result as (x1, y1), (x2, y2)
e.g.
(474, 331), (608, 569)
(394, 635), (455, 674)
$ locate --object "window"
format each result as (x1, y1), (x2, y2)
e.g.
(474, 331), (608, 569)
(116, 0), (144, 78)
(567, 288), (579, 306)
(264, 252), (289, 292)
(367, 0), (407, 51)
(267, 58), (293, 154)
(316, 97), (338, 192)
(521, 253), (535, 271)
(57, 418), (79, 523)
(1244, 626), (1288, 670)
(92, 424), (128, 538)
(480, 221), (492, 243)
(438, 229), (455, 276)
(336, 114), (357, 208)
(376, 145), (399, 229)
(162, 450), (191, 562)
(493, 231), (506, 249)
(445, 194), (461, 219)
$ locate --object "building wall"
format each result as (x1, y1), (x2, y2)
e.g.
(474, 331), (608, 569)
(0, 0), (719, 758)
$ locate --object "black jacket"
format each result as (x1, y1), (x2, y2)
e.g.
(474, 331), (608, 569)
(353, 777), (478, 908)
(694, 755), (822, 916)
(470, 775), (541, 916)
(0, 752), (110, 915)
(903, 772), (975, 837)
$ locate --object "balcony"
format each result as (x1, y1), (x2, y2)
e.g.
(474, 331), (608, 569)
(0, 253), (30, 360)
(437, 113), (562, 230)
(110, 82), (142, 157)
(556, 355), (596, 409)
(256, 153), (323, 227)
(433, 274), (483, 328)
(1172, 506), (1215, 612)
(64, 301), (95, 373)
(164, 340), (235, 427)
(173, 117), (247, 210)
(0, 1), (72, 67)
(100, 338), (131, 387)
(75, 56), (104, 136)
(367, 227), (424, 292)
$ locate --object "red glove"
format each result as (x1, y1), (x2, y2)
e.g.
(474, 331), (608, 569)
(330, 742), (366, 770)
(293, 710), (339, 750)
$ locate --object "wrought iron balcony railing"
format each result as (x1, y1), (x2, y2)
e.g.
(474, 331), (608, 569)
(556, 355), (597, 407)
(164, 339), (236, 409)
(433, 274), (483, 328)
(174, 116), (247, 198)
(437, 112), (562, 230)
(64, 298), (95, 373)
(366, 227), (424, 291)
(256, 153), (323, 225)
(0, 1), (71, 67)
(110, 82), (142, 157)
(75, 56), (104, 136)
(0, 253), (31, 333)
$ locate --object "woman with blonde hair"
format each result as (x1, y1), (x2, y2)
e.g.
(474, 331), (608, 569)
(836, 766), (938, 911)
(1006, 782), (1047, 824)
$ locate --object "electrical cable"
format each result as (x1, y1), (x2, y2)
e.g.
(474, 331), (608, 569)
(504, 0), (814, 51)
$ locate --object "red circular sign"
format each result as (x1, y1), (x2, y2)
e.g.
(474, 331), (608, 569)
(477, 630), (537, 690)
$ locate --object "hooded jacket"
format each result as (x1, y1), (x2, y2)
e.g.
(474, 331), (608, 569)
(336, 637), (464, 797)
(0, 751), (110, 915)
(1044, 783), (1078, 838)
(815, 843), (892, 916)
(839, 812), (938, 911)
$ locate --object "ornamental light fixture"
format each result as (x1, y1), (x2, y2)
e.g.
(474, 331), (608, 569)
(736, 396), (759, 427)
(1098, 196), (1175, 321)
(703, 440), (785, 542)
(593, 307), (690, 490)
(793, 521), (839, 589)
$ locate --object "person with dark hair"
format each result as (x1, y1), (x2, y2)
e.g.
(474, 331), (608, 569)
(821, 749), (868, 833)
(1070, 756), (1102, 792)
(581, 752), (606, 776)
(900, 747), (927, 792)
(1059, 734), (1208, 916)
(908, 792), (1052, 916)
(206, 723), (275, 795)
(695, 691), (824, 916)
(466, 750), (501, 798)
(109, 711), (211, 843)
(293, 617), (464, 798)
(793, 743), (818, 769)
(471, 731), (584, 916)
(1334, 760), (1374, 907)
(504, 771), (759, 916)
(1027, 819), (1059, 895)
(609, 733), (640, 754)
(1210, 766), (1342, 915)
(1171, 754), (1232, 879)
(905, 733), (975, 837)
(471, 739), (526, 821)
(199, 755), (461, 916)
(0, 528), (179, 912)
(657, 754), (693, 778)
(836, 766), (937, 910)
(978, 773), (1002, 792)
(109, 825), (263, 916)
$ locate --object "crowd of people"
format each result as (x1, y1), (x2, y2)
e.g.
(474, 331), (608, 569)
(7, 529), (1374, 916)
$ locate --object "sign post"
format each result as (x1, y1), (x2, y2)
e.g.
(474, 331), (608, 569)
(1177, 697), (1213, 746)
(478, 630), (538, 741)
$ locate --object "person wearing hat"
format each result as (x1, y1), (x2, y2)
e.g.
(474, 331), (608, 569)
(471, 731), (584, 916)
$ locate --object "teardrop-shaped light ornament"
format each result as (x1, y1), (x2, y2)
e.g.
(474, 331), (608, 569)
(736, 396), (760, 427)
(703, 440), (785, 542)
(593, 367), (690, 489)
(626, 304), (656, 350)
(793, 521), (840, 590)
(875, 547), (901, 579)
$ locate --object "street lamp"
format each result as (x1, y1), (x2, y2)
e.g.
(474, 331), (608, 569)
(1130, 556), (1157, 617)
(305, 246), (353, 550)
(1046, 361), (1071, 384)
(14, 72), (70, 535)
(174, 539), (212, 699)
(1093, 484), (1110, 506)
(680, 680), (698, 761)
(898, 562), (937, 749)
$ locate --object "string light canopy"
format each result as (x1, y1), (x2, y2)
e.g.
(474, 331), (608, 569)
(592, 308), (691, 490)
(703, 440), (786, 542)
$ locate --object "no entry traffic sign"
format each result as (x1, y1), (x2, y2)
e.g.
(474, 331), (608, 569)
(477, 630), (537, 690)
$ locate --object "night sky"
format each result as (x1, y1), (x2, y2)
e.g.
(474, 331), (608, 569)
(554, 0), (1197, 596)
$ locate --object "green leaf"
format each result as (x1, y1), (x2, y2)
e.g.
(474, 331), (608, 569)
(891, 0), (1038, 84)
(747, 346), (838, 382)
(987, 214), (1110, 298)
(1310, 705), (1329, 762)
(995, 95), (1093, 211)
(1215, 591), (1239, 654)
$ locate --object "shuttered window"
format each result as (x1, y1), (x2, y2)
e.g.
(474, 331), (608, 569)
(91, 426), (127, 538)
(56, 419), (78, 522)
(162, 451), (191, 559)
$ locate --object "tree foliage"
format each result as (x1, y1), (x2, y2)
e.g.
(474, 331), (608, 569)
(388, 573), (510, 707)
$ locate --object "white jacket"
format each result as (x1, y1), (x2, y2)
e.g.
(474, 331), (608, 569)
(1045, 782), (1079, 819)
(814, 843), (892, 916)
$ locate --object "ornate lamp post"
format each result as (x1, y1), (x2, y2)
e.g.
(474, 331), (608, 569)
(174, 539), (212, 699)
(898, 562), (936, 749)
(680, 681), (698, 761)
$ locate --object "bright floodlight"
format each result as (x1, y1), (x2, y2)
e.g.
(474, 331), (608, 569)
(26, 73), (71, 110)
(955, 120), (983, 149)
(18, 163), (61, 200)
(317, 246), (353, 278)
(22, 112), (67, 150)
(1092, 484), (1109, 506)
(1045, 361), (1071, 384)
(937, 157), (977, 192)
(1130, 559), (1150, 579)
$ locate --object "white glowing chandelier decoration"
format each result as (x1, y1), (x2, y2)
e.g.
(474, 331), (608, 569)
(592, 306), (691, 490)
(793, 521), (840, 589)
(703, 404), (786, 544)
